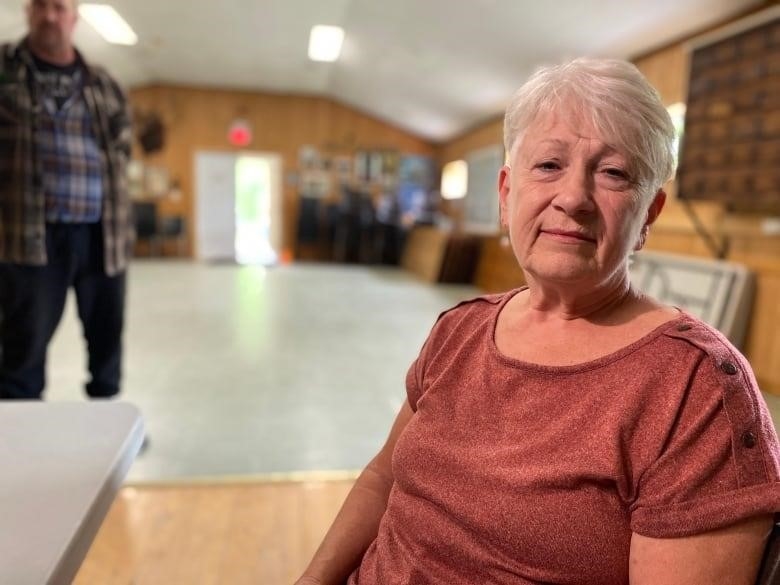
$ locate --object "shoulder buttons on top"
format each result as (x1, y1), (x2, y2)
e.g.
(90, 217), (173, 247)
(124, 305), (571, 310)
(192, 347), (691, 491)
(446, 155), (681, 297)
(742, 430), (757, 449)
(676, 323), (692, 332)
(721, 361), (738, 375)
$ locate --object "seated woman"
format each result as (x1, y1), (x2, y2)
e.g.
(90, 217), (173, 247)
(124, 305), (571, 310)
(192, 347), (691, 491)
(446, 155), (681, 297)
(296, 58), (780, 585)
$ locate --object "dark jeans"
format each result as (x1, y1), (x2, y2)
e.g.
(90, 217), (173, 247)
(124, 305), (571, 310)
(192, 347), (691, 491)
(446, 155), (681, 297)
(0, 223), (126, 399)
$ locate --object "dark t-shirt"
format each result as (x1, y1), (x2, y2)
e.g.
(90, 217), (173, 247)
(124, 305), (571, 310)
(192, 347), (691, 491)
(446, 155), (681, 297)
(350, 290), (780, 584)
(30, 53), (82, 109)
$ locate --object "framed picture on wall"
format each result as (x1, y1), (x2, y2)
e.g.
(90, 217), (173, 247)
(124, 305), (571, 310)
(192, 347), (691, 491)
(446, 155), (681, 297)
(145, 166), (170, 198)
(334, 155), (352, 183)
(368, 151), (384, 182)
(300, 170), (332, 199)
(354, 150), (370, 183)
(127, 160), (145, 200)
(298, 145), (321, 171)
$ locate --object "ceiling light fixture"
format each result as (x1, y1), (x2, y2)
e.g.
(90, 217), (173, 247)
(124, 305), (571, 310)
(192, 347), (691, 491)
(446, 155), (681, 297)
(308, 25), (344, 62)
(79, 4), (138, 46)
(441, 160), (468, 200)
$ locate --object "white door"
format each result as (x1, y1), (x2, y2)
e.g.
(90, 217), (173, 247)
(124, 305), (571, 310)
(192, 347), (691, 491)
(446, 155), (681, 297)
(195, 151), (237, 261)
(265, 154), (283, 258)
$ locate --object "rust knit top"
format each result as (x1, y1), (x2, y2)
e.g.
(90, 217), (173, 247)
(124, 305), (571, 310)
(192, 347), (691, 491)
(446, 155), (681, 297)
(349, 290), (780, 585)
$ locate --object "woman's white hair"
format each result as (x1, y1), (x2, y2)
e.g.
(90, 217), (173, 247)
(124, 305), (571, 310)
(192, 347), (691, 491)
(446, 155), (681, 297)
(503, 58), (676, 196)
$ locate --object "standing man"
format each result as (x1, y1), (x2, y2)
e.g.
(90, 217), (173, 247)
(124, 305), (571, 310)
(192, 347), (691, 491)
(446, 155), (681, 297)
(0, 0), (133, 400)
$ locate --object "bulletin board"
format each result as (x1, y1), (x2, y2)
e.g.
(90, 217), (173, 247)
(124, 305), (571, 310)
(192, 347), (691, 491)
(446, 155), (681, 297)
(677, 8), (780, 213)
(464, 145), (504, 234)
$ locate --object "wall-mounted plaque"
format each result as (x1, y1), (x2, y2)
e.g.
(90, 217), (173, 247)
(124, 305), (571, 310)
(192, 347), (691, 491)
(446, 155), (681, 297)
(678, 8), (780, 213)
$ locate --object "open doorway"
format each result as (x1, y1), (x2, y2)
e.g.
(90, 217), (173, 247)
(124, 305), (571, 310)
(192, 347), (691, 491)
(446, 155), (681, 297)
(195, 151), (282, 264)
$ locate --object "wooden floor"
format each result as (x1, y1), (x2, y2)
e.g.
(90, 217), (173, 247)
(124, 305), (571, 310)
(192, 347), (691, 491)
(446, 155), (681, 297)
(75, 476), (356, 585)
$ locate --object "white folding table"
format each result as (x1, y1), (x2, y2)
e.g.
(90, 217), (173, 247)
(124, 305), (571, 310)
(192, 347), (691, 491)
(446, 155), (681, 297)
(0, 401), (144, 585)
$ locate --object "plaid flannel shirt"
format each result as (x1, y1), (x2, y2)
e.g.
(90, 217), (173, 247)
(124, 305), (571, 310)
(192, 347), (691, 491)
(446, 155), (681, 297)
(0, 38), (133, 275)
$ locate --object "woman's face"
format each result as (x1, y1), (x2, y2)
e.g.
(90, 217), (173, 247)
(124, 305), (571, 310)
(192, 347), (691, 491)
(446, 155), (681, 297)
(498, 112), (665, 288)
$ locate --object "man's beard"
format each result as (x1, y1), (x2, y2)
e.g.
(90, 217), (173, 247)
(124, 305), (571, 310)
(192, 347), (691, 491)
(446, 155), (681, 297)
(32, 25), (68, 52)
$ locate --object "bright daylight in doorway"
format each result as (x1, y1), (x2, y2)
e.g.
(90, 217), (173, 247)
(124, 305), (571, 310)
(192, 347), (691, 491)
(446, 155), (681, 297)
(235, 156), (277, 265)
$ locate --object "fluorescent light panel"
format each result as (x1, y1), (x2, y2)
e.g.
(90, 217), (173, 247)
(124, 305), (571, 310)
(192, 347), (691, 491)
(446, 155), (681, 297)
(308, 25), (344, 62)
(441, 160), (468, 200)
(79, 4), (138, 46)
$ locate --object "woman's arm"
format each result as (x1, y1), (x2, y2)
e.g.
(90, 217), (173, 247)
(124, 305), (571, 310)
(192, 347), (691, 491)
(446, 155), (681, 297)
(629, 514), (774, 585)
(295, 401), (415, 585)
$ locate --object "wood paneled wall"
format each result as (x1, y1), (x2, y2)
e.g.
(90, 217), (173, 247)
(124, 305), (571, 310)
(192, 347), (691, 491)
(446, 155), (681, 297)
(435, 118), (503, 166)
(129, 86), (435, 256)
(434, 5), (780, 394)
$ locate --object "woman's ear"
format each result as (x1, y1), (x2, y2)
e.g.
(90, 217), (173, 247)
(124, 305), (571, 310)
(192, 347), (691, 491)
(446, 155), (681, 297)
(645, 189), (667, 227)
(634, 189), (667, 251)
(498, 165), (511, 228)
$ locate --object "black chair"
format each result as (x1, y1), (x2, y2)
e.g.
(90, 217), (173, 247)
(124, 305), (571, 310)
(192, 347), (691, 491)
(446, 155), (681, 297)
(159, 215), (186, 257)
(756, 520), (780, 585)
(332, 186), (376, 264)
(132, 201), (160, 256)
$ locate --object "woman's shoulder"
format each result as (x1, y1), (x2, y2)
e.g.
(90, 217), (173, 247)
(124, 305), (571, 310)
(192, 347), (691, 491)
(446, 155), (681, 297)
(651, 313), (763, 414)
(446, 288), (525, 315)
(418, 289), (521, 348)
(659, 313), (751, 371)
(435, 289), (521, 327)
